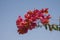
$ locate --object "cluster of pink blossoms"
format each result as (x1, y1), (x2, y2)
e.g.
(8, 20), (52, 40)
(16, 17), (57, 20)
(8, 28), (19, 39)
(16, 8), (51, 34)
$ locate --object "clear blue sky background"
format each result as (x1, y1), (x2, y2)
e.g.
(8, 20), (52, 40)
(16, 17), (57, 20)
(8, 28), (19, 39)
(0, 0), (60, 40)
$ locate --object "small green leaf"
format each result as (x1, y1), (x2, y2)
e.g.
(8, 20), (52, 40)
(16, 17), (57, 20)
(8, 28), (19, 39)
(48, 24), (52, 31)
(44, 24), (47, 30)
(52, 24), (58, 31)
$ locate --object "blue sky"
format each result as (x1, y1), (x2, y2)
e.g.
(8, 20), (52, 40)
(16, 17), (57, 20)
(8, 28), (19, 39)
(0, 0), (60, 40)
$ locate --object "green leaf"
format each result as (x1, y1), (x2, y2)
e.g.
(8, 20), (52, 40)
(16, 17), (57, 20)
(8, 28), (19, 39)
(52, 24), (58, 31)
(44, 24), (47, 30)
(48, 24), (52, 31)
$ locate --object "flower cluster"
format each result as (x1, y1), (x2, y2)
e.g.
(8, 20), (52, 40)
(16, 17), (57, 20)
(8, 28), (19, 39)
(16, 8), (51, 34)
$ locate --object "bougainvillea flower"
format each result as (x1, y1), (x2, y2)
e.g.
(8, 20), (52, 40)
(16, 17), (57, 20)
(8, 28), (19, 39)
(29, 17), (37, 22)
(37, 13), (44, 19)
(24, 13), (31, 19)
(39, 8), (48, 14)
(40, 9), (44, 13)
(17, 27), (28, 34)
(17, 21), (26, 29)
(40, 18), (49, 25)
(44, 8), (48, 14)
(46, 14), (51, 19)
(33, 9), (39, 14)
(28, 22), (37, 30)
(16, 16), (23, 26)
(24, 11), (37, 22)
(39, 14), (51, 25)
(27, 10), (33, 15)
(16, 8), (52, 34)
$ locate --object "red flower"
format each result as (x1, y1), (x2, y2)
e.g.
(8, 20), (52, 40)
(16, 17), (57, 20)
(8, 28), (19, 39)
(37, 13), (44, 19)
(33, 9), (39, 14)
(40, 9), (44, 13)
(24, 14), (31, 19)
(17, 27), (28, 34)
(46, 14), (51, 19)
(16, 16), (23, 26)
(40, 18), (49, 25)
(16, 8), (51, 34)
(44, 8), (48, 14)
(40, 14), (51, 25)
(28, 22), (37, 30)
(27, 10), (33, 15)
